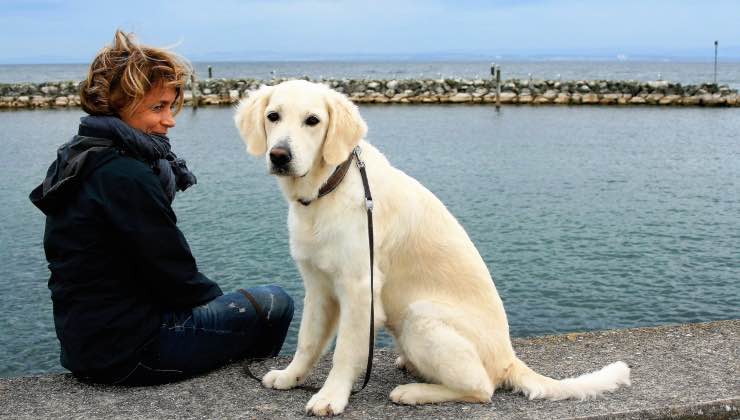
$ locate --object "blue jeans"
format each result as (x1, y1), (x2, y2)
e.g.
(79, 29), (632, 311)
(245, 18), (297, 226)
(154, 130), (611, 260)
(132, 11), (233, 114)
(115, 285), (293, 385)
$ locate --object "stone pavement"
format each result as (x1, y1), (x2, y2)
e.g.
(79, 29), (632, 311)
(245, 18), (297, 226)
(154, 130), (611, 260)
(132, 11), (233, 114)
(1, 320), (738, 419)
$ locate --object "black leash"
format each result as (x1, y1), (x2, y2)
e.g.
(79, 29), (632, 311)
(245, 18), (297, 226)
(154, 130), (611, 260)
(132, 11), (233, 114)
(243, 145), (375, 395)
(354, 145), (375, 393)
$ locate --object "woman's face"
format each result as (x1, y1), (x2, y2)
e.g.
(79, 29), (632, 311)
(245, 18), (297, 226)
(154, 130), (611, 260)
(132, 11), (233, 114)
(121, 83), (178, 136)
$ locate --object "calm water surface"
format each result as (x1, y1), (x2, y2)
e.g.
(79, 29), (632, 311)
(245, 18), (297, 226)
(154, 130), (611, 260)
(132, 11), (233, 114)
(0, 105), (738, 378)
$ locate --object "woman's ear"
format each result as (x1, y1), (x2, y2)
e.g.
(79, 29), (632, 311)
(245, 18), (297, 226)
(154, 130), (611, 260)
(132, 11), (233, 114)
(234, 85), (274, 156)
(323, 90), (368, 165)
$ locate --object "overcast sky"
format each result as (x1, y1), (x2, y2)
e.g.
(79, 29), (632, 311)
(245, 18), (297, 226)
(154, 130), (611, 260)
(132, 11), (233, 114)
(1, 0), (738, 63)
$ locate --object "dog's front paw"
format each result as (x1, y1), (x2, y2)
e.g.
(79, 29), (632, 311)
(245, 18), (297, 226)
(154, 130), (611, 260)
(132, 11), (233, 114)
(262, 369), (302, 390)
(305, 389), (349, 416)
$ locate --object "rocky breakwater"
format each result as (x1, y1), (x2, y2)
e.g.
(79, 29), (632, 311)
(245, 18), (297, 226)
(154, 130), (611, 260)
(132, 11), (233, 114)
(0, 81), (82, 109)
(1, 78), (738, 109)
(330, 78), (739, 106)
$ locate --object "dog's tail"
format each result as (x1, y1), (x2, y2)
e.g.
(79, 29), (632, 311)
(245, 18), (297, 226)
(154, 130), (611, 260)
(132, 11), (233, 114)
(504, 357), (631, 400)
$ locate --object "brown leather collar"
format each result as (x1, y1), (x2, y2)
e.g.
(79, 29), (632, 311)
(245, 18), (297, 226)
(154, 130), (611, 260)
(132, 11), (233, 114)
(297, 152), (355, 206)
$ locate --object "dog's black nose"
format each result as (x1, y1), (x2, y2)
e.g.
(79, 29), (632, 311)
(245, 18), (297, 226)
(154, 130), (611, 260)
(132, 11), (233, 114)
(269, 146), (292, 166)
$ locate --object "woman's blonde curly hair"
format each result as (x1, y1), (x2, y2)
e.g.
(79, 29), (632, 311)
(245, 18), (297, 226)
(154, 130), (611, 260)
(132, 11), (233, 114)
(80, 30), (192, 116)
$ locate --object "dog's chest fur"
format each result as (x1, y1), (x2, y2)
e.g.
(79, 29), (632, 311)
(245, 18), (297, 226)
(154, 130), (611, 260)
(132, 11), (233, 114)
(287, 198), (367, 276)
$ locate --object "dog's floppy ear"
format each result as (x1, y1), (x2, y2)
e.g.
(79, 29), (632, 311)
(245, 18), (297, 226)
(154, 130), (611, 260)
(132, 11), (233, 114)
(234, 85), (274, 156)
(323, 90), (368, 165)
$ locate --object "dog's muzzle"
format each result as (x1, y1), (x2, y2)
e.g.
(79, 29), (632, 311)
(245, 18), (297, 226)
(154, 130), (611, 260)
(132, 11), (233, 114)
(269, 144), (293, 175)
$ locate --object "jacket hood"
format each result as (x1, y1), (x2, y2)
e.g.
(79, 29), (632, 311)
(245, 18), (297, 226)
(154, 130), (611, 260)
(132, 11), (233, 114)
(29, 135), (118, 215)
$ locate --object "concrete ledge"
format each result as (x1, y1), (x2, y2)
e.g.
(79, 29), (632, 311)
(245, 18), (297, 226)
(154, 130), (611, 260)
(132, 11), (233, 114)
(1, 320), (737, 419)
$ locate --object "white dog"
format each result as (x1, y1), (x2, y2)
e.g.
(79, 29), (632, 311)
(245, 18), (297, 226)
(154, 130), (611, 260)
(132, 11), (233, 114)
(234, 80), (630, 416)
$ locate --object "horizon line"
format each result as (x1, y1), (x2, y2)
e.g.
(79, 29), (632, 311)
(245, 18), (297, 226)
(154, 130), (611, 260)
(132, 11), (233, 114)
(2, 54), (739, 66)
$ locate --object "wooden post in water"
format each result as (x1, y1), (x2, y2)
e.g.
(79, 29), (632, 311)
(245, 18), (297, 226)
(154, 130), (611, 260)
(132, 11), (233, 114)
(496, 66), (502, 111)
(491, 63), (501, 110)
(714, 40), (718, 84)
(190, 74), (199, 109)
(208, 65), (213, 79)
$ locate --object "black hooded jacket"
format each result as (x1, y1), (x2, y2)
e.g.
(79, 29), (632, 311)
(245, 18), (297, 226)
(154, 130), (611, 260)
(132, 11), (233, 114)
(30, 118), (222, 378)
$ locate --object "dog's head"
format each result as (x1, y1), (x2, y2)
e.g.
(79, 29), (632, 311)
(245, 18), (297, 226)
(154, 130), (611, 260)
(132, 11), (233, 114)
(234, 80), (367, 177)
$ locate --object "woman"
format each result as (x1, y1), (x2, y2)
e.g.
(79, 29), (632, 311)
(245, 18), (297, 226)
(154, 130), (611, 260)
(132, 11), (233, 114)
(29, 30), (293, 385)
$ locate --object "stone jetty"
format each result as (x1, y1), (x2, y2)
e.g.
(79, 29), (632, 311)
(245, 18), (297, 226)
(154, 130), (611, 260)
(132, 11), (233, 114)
(1, 78), (738, 109)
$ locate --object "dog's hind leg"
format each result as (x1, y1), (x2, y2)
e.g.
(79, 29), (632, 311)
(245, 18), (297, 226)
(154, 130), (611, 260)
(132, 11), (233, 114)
(390, 301), (493, 405)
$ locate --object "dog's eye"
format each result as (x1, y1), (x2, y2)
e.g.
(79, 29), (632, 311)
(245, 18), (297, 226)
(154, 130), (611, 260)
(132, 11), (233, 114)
(267, 111), (280, 122)
(305, 115), (320, 126)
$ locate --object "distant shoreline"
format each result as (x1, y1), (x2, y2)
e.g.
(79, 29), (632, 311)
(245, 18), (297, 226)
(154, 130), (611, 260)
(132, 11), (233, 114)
(3, 61), (738, 88)
(3, 56), (740, 66)
(1, 78), (738, 109)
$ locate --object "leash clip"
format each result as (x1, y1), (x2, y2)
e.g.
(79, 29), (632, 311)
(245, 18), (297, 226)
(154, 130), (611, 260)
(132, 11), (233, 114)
(353, 146), (365, 168)
(353, 145), (371, 211)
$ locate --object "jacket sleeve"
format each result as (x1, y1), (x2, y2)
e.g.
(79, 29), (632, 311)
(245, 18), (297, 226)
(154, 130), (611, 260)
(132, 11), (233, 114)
(94, 159), (222, 308)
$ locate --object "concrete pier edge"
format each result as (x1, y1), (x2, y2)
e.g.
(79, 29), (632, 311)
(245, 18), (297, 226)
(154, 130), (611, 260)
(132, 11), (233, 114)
(1, 319), (738, 419)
